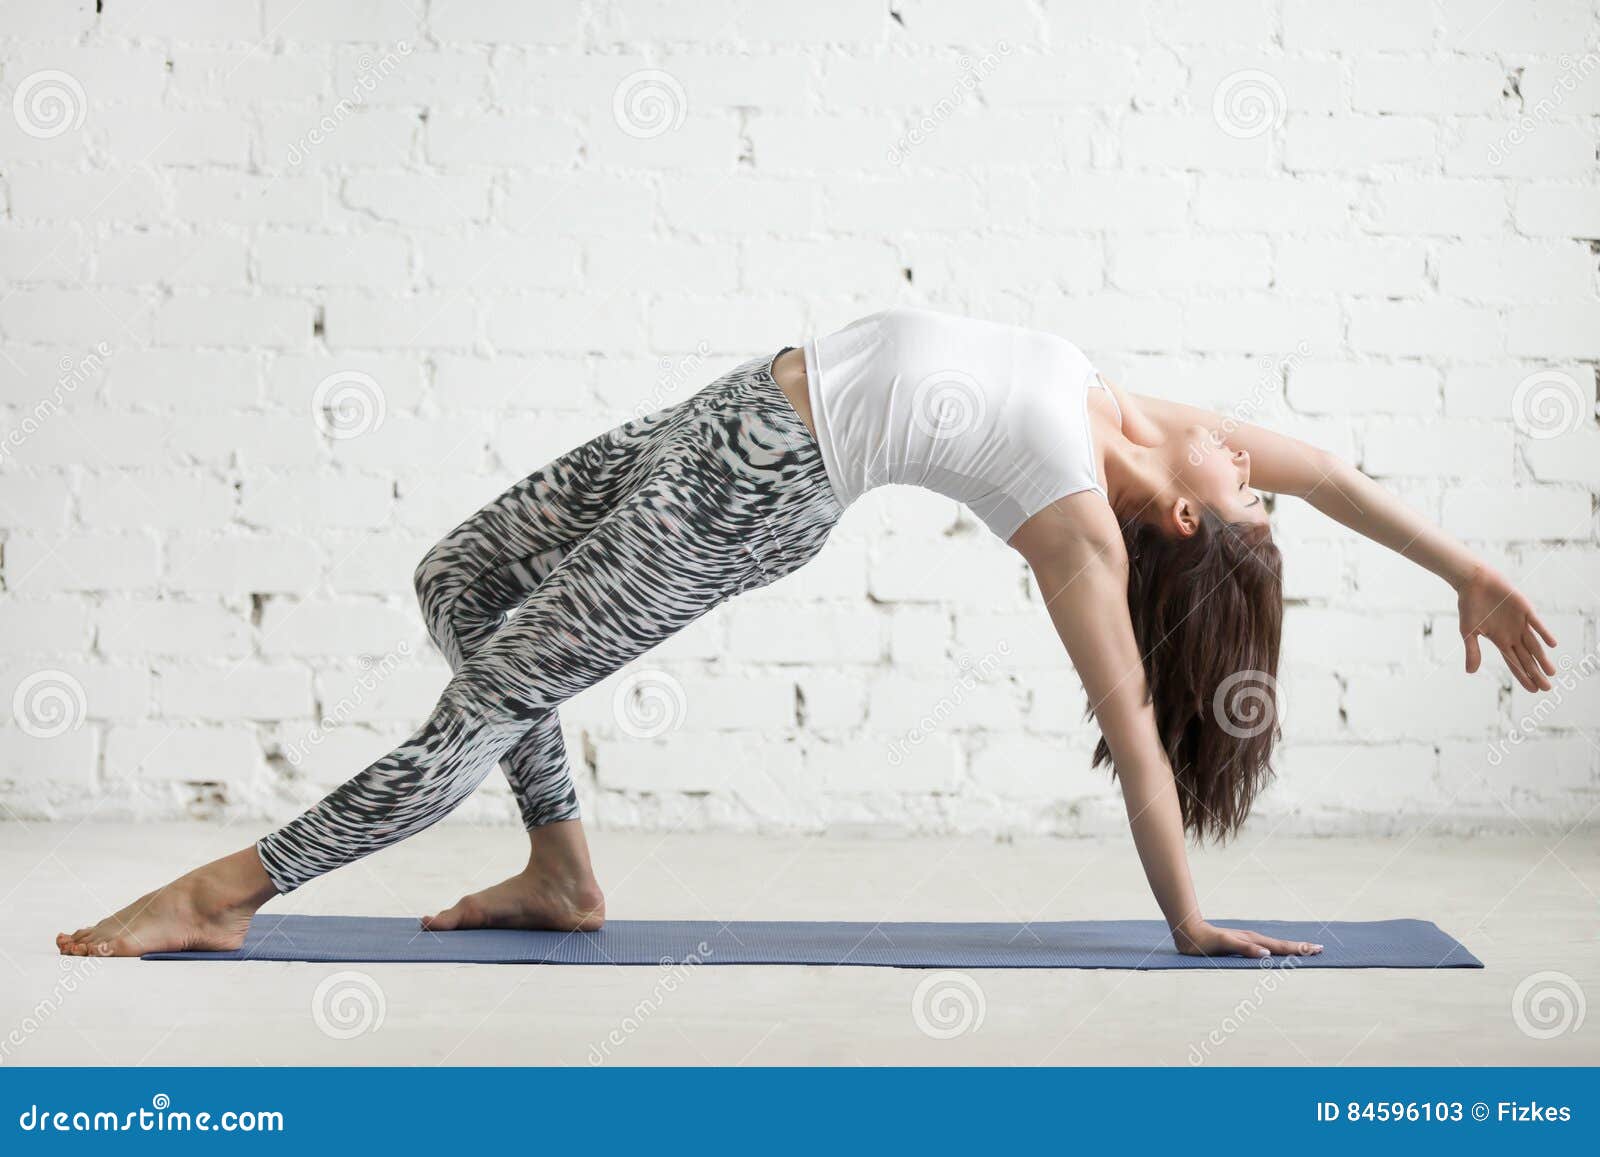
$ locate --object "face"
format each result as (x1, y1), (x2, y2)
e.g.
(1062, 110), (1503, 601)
(1170, 423), (1268, 533)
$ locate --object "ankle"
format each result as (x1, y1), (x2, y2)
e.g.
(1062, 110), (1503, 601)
(525, 821), (597, 883)
(187, 847), (277, 913)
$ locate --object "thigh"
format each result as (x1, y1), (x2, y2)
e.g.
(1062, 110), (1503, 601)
(442, 450), (762, 723)
(416, 402), (694, 626)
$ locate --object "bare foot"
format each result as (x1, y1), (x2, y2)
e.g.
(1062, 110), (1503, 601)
(56, 846), (277, 958)
(422, 868), (605, 933)
(422, 819), (605, 933)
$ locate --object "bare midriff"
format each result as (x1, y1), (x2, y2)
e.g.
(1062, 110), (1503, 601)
(772, 346), (818, 440)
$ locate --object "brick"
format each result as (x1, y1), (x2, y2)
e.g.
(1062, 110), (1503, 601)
(1353, 57), (1509, 115)
(1284, 0), (1434, 50)
(1441, 486), (1592, 540)
(1288, 115), (1439, 174)
(1362, 420), (1515, 481)
(1514, 183), (1600, 238)
(1276, 239), (1426, 295)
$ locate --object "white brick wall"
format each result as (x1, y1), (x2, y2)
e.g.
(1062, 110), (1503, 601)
(1, 1), (1596, 836)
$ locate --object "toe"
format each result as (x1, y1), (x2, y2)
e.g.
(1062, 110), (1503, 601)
(104, 936), (140, 957)
(422, 905), (461, 932)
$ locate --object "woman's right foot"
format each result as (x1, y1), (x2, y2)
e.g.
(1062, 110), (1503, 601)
(421, 869), (605, 933)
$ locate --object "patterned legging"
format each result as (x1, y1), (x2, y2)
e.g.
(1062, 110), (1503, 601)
(255, 350), (841, 894)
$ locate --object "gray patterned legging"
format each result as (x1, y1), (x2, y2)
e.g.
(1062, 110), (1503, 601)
(254, 350), (841, 894)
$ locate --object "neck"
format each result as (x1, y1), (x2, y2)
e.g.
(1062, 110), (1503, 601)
(1101, 438), (1176, 525)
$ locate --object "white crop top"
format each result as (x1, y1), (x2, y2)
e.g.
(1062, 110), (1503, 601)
(800, 305), (1120, 541)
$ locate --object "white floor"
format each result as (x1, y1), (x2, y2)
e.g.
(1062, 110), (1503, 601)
(1, 822), (1595, 1066)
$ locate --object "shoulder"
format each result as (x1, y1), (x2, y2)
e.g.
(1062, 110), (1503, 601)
(1006, 491), (1127, 572)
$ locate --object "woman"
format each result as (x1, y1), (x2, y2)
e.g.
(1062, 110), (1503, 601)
(58, 304), (1557, 960)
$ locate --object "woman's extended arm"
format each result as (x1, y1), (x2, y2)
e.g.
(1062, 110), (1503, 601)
(1133, 394), (1559, 692)
(1013, 497), (1321, 959)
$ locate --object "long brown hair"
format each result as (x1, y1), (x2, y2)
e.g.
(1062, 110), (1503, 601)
(1089, 509), (1284, 842)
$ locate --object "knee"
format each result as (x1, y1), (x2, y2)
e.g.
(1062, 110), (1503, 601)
(413, 542), (446, 608)
(443, 654), (555, 724)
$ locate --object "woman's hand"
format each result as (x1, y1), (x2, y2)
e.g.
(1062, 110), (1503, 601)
(1174, 921), (1323, 959)
(1456, 564), (1558, 692)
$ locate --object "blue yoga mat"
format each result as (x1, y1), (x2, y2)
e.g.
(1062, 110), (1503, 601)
(144, 914), (1481, 969)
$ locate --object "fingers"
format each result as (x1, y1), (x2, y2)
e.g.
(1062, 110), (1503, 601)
(1242, 931), (1324, 957)
(1517, 643), (1552, 692)
(1522, 628), (1557, 679)
(1500, 642), (1534, 692)
(1463, 633), (1481, 675)
(1530, 613), (1558, 648)
(1502, 640), (1552, 692)
(1221, 932), (1272, 958)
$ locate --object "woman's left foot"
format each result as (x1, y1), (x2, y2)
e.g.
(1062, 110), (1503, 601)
(55, 847), (277, 958)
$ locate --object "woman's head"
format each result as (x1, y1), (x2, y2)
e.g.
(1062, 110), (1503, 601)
(1160, 423), (1269, 533)
(1089, 506), (1285, 842)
